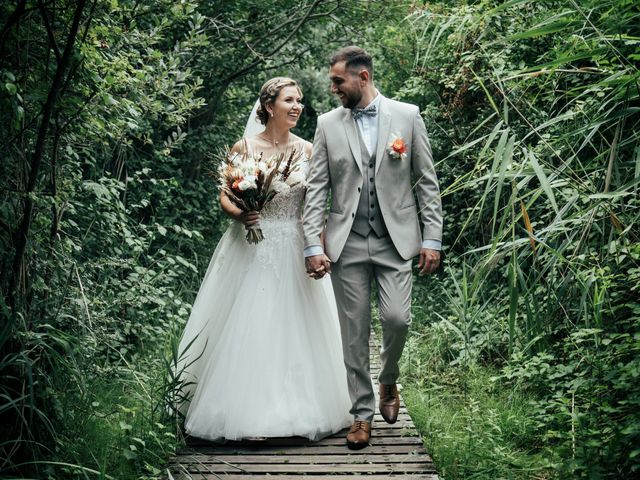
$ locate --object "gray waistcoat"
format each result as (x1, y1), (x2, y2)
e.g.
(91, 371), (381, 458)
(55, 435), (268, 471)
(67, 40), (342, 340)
(351, 128), (388, 237)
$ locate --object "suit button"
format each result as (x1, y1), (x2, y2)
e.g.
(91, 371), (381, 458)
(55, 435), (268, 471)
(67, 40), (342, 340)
(370, 191), (374, 196)
(352, 213), (355, 218)
(369, 177), (373, 182)
(358, 187), (361, 192)
(370, 217), (374, 221)
(369, 163), (373, 168)
(371, 204), (375, 208)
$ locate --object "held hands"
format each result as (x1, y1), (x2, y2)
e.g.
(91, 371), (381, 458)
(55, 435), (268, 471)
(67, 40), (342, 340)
(306, 254), (331, 280)
(417, 248), (441, 276)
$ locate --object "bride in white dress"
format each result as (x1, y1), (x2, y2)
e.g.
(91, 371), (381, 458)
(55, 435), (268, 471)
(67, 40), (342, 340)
(175, 77), (352, 441)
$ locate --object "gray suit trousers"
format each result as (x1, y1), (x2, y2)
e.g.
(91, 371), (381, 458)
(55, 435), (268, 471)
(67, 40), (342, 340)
(330, 230), (412, 422)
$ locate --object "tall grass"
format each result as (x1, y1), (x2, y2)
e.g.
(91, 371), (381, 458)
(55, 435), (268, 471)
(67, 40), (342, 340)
(391, 0), (639, 477)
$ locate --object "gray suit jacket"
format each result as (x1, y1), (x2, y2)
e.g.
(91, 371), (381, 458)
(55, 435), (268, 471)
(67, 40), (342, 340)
(303, 95), (442, 262)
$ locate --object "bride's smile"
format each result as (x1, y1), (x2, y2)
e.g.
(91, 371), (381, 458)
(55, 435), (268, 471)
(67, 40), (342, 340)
(266, 85), (304, 128)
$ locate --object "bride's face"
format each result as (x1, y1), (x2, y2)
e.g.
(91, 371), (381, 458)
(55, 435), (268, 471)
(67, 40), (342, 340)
(268, 86), (304, 129)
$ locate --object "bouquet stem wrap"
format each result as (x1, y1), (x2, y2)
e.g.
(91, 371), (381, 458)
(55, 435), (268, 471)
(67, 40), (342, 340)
(245, 224), (264, 244)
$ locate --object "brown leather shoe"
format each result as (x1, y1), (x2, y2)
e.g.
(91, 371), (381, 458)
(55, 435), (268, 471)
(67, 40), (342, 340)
(346, 420), (371, 450)
(379, 383), (400, 424)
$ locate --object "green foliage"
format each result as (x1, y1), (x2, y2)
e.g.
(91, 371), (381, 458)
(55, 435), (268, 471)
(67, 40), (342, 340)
(402, 359), (554, 479)
(2, 0), (638, 478)
(385, 0), (640, 477)
(0, 0), (404, 478)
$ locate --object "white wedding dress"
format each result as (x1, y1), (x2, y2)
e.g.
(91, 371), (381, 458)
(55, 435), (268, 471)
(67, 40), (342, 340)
(175, 153), (352, 441)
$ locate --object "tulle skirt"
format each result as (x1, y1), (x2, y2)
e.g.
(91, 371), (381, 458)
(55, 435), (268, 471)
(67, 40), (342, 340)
(176, 219), (352, 441)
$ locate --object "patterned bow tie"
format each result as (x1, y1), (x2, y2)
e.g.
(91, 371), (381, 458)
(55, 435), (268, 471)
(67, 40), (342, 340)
(351, 105), (377, 120)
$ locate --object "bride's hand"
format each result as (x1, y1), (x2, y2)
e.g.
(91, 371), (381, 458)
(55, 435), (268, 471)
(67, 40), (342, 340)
(237, 210), (260, 228)
(306, 254), (331, 279)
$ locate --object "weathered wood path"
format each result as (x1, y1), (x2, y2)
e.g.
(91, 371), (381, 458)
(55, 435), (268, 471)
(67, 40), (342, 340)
(168, 336), (439, 478)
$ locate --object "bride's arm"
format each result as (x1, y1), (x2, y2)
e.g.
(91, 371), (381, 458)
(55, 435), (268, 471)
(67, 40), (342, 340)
(220, 192), (242, 220)
(304, 141), (312, 159)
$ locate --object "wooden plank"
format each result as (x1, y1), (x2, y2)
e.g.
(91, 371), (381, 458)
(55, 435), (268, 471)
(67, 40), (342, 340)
(175, 453), (433, 464)
(170, 475), (440, 480)
(332, 429), (419, 438)
(372, 421), (415, 430)
(176, 444), (428, 456)
(173, 462), (435, 473)
(183, 435), (423, 449)
(184, 433), (419, 454)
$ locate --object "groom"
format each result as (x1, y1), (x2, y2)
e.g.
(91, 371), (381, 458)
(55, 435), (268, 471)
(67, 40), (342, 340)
(302, 46), (443, 450)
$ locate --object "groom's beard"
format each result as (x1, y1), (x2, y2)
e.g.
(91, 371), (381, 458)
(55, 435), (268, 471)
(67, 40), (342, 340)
(341, 91), (362, 110)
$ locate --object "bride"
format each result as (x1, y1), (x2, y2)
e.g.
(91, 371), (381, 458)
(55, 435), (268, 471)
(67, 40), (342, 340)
(174, 77), (352, 441)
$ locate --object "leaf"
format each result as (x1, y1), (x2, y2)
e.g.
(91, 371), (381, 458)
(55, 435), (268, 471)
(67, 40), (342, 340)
(470, 68), (500, 119)
(122, 450), (137, 460)
(508, 257), (518, 354)
(520, 48), (608, 73)
(589, 191), (633, 199)
(5, 83), (17, 95)
(119, 421), (132, 431)
(528, 150), (558, 213)
(492, 133), (515, 235)
(102, 93), (119, 106)
(507, 19), (577, 41)
(520, 200), (536, 252)
(479, 128), (509, 227)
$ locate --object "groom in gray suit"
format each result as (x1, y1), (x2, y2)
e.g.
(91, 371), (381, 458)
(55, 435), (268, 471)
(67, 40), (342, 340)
(303, 46), (442, 449)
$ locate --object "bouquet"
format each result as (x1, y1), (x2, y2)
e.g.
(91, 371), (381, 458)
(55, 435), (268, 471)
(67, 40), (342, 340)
(218, 147), (305, 244)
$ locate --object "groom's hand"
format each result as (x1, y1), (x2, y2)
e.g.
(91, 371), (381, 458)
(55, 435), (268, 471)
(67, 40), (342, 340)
(417, 248), (440, 276)
(306, 254), (331, 279)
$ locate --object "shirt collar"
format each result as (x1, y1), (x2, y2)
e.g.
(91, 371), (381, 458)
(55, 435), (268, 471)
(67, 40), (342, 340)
(364, 90), (381, 111)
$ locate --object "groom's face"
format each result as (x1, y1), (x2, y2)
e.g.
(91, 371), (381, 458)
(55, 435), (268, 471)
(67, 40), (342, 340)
(329, 61), (363, 110)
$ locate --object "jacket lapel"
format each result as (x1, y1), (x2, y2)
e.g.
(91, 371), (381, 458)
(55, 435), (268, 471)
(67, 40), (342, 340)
(342, 109), (363, 174)
(375, 96), (392, 176)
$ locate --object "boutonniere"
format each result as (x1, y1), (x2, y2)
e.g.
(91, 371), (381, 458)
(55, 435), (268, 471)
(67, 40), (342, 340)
(387, 135), (407, 160)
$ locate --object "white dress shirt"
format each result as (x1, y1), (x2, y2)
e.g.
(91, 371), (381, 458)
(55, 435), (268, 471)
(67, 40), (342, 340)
(354, 92), (382, 156)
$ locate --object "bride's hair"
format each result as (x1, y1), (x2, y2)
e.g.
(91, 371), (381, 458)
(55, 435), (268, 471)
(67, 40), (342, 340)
(256, 77), (301, 125)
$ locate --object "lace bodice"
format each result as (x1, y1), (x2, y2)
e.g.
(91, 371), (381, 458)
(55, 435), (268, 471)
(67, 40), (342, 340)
(237, 139), (309, 223)
(255, 152), (309, 222)
(254, 156), (308, 268)
(262, 179), (307, 221)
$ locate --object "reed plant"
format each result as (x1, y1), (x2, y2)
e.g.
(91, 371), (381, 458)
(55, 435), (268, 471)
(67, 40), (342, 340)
(387, 0), (639, 477)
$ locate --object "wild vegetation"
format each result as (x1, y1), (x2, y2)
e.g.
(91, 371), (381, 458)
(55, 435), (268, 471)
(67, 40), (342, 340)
(384, 1), (640, 478)
(1, 1), (637, 479)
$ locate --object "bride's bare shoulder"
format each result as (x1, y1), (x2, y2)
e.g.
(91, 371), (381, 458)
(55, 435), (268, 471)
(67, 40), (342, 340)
(230, 139), (246, 155)
(230, 136), (263, 156)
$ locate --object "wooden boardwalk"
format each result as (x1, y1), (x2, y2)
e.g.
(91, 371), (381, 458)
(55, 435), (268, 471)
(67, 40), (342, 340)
(168, 336), (438, 479)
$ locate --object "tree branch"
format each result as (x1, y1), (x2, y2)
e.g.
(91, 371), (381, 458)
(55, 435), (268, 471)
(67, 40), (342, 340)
(38, 0), (61, 64)
(221, 0), (324, 85)
(8, 0), (88, 309)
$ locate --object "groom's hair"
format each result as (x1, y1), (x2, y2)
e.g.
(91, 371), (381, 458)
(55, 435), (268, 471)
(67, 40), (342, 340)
(330, 46), (373, 80)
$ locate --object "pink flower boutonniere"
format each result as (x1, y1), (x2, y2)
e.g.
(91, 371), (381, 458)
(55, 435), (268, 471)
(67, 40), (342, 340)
(388, 136), (407, 160)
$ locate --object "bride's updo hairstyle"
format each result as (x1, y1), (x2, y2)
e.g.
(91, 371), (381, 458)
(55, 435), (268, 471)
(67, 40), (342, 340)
(256, 77), (302, 125)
